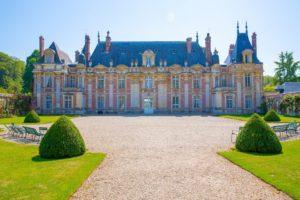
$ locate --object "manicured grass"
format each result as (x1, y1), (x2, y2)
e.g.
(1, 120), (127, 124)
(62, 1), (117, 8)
(219, 114), (300, 123)
(0, 115), (77, 125)
(219, 140), (300, 199)
(0, 139), (105, 200)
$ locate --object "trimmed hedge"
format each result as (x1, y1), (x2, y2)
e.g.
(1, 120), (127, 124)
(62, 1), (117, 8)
(236, 113), (282, 154)
(263, 109), (281, 122)
(24, 110), (40, 123)
(39, 116), (86, 159)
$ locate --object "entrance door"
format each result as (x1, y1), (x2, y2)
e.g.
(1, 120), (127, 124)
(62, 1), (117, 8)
(144, 98), (153, 114)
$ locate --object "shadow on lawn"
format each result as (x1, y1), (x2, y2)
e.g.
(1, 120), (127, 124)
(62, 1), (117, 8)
(31, 155), (58, 162)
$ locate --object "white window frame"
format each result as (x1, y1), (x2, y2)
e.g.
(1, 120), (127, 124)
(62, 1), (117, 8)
(98, 76), (105, 89)
(245, 74), (251, 87)
(64, 95), (72, 109)
(226, 96), (233, 109)
(172, 96), (179, 108)
(145, 76), (153, 88)
(172, 76), (179, 89)
(118, 76), (125, 89)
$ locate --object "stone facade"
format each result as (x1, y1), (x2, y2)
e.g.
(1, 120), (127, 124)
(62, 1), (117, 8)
(33, 24), (263, 115)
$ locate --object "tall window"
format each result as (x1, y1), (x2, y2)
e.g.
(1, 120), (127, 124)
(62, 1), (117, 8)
(221, 76), (227, 87)
(45, 75), (52, 88)
(118, 76), (125, 89)
(215, 76), (219, 87)
(66, 76), (76, 88)
(98, 76), (104, 89)
(193, 96), (200, 108)
(45, 95), (52, 109)
(64, 96), (72, 109)
(78, 77), (84, 89)
(172, 96), (179, 108)
(118, 96), (125, 109)
(193, 77), (200, 89)
(226, 96), (233, 109)
(245, 74), (251, 87)
(97, 96), (104, 109)
(245, 95), (252, 109)
(172, 76), (179, 89)
(145, 76), (153, 88)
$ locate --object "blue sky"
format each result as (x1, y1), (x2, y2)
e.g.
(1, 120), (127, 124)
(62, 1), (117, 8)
(1, 0), (300, 75)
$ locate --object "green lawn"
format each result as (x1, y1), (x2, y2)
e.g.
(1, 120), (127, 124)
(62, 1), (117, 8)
(0, 115), (77, 125)
(219, 114), (300, 123)
(219, 140), (300, 200)
(0, 139), (105, 200)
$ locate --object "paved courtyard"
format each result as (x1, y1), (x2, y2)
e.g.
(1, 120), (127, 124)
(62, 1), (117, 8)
(71, 115), (290, 200)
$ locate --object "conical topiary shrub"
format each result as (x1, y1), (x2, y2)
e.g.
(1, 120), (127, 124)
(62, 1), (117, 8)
(39, 116), (86, 159)
(24, 110), (40, 123)
(236, 113), (282, 154)
(263, 109), (281, 122)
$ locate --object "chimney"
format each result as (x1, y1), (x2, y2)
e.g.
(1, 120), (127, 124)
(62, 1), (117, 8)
(228, 44), (235, 55)
(186, 37), (192, 53)
(75, 50), (80, 62)
(84, 35), (91, 63)
(39, 36), (44, 57)
(205, 33), (212, 65)
(105, 31), (111, 53)
(252, 32), (257, 54)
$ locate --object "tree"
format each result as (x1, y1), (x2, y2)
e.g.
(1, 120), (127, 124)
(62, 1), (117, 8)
(22, 50), (40, 93)
(274, 52), (300, 84)
(0, 52), (25, 93)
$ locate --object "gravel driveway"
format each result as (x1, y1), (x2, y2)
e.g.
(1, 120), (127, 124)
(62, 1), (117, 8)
(71, 115), (290, 200)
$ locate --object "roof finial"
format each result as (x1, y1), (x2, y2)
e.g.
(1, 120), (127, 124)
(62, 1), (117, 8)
(196, 31), (199, 43)
(97, 31), (100, 43)
(107, 31), (110, 37)
(245, 21), (248, 34)
(237, 21), (239, 34)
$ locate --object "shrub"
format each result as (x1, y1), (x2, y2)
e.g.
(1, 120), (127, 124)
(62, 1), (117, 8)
(236, 113), (282, 154)
(39, 116), (86, 159)
(24, 110), (40, 123)
(263, 109), (281, 122)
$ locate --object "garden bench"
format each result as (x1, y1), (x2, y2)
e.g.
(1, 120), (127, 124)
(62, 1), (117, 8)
(11, 125), (27, 138)
(271, 124), (288, 138)
(38, 127), (48, 135)
(22, 126), (43, 141)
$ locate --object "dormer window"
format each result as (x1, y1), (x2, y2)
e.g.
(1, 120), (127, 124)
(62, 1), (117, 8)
(242, 49), (253, 63)
(146, 57), (151, 67)
(44, 49), (55, 64)
(142, 50), (155, 67)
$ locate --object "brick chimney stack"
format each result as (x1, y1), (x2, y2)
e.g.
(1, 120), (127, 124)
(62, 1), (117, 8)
(205, 33), (212, 65)
(105, 31), (111, 53)
(84, 35), (91, 62)
(39, 36), (44, 57)
(252, 32), (257, 54)
(186, 37), (192, 53)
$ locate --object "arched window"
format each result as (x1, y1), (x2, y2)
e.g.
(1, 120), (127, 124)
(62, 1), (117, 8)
(146, 57), (151, 67)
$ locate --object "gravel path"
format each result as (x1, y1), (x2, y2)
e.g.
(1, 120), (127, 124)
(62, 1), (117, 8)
(71, 115), (290, 200)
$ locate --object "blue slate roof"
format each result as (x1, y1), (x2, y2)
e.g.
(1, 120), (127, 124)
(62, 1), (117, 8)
(90, 41), (206, 67)
(226, 32), (261, 64)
